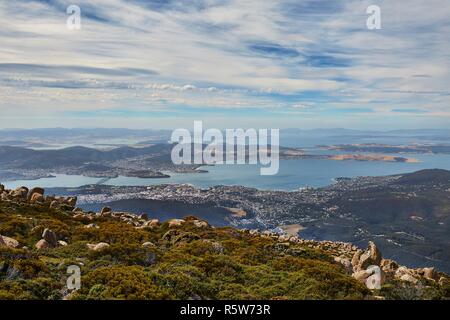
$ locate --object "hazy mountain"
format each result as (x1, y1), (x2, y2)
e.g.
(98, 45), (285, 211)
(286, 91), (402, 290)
(0, 145), (173, 169)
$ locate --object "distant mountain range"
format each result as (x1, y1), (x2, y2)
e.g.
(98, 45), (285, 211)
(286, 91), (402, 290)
(0, 145), (172, 169)
(1, 127), (450, 140)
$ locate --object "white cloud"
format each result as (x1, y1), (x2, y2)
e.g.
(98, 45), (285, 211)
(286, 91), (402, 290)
(0, 0), (449, 128)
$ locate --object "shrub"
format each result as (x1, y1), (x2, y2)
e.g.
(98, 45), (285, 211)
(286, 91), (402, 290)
(77, 266), (171, 300)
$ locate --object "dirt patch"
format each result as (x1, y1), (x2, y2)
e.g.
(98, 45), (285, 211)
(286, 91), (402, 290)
(280, 224), (305, 237)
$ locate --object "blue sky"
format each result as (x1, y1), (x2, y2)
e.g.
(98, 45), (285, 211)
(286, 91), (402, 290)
(0, 0), (449, 129)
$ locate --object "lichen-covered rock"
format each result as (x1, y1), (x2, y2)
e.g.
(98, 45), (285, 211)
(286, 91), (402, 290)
(72, 207), (84, 213)
(353, 269), (373, 283)
(0, 235), (20, 248)
(35, 239), (51, 250)
(394, 266), (421, 284)
(10, 186), (28, 200)
(49, 200), (60, 210)
(30, 193), (45, 203)
(400, 274), (419, 284)
(84, 223), (99, 229)
(168, 219), (185, 228)
(58, 240), (68, 246)
(66, 196), (77, 207)
(351, 249), (363, 270)
(138, 213), (148, 220)
(100, 207), (112, 216)
(0, 192), (10, 201)
(192, 220), (209, 228)
(42, 228), (58, 248)
(142, 241), (156, 248)
(353, 241), (382, 272)
(144, 219), (159, 228)
(27, 187), (44, 201)
(380, 258), (399, 272)
(419, 267), (438, 281)
(87, 242), (110, 251)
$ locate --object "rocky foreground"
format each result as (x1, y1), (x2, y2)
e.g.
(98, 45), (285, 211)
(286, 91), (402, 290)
(0, 184), (449, 300)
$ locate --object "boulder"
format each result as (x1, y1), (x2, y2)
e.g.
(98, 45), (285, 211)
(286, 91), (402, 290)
(192, 220), (209, 228)
(439, 277), (449, 286)
(100, 207), (112, 215)
(0, 184), (4, 193)
(351, 249), (363, 271)
(354, 241), (382, 271)
(30, 193), (45, 203)
(27, 187), (44, 201)
(138, 213), (148, 220)
(144, 219), (160, 228)
(420, 267), (438, 281)
(142, 241), (156, 248)
(394, 266), (421, 284)
(394, 266), (408, 276)
(168, 219), (185, 228)
(42, 228), (58, 247)
(72, 207), (84, 213)
(0, 235), (20, 248)
(35, 239), (51, 250)
(400, 274), (419, 284)
(380, 259), (399, 273)
(66, 197), (77, 207)
(58, 240), (68, 246)
(10, 186), (28, 199)
(84, 223), (99, 229)
(1, 192), (10, 201)
(87, 242), (110, 251)
(352, 269), (373, 283)
(49, 200), (60, 210)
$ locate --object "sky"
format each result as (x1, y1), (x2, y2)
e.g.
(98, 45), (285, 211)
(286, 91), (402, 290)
(0, 0), (449, 129)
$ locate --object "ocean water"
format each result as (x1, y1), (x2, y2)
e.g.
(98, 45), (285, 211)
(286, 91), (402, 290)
(4, 153), (450, 191)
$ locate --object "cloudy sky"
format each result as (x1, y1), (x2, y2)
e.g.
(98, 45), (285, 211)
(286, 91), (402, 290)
(0, 0), (449, 129)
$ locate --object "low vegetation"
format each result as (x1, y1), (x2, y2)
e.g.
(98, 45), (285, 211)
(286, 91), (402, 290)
(0, 199), (448, 300)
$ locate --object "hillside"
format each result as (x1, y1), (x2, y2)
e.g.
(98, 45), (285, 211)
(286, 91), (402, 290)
(54, 169), (450, 272)
(0, 184), (449, 300)
(0, 145), (172, 169)
(395, 169), (450, 185)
